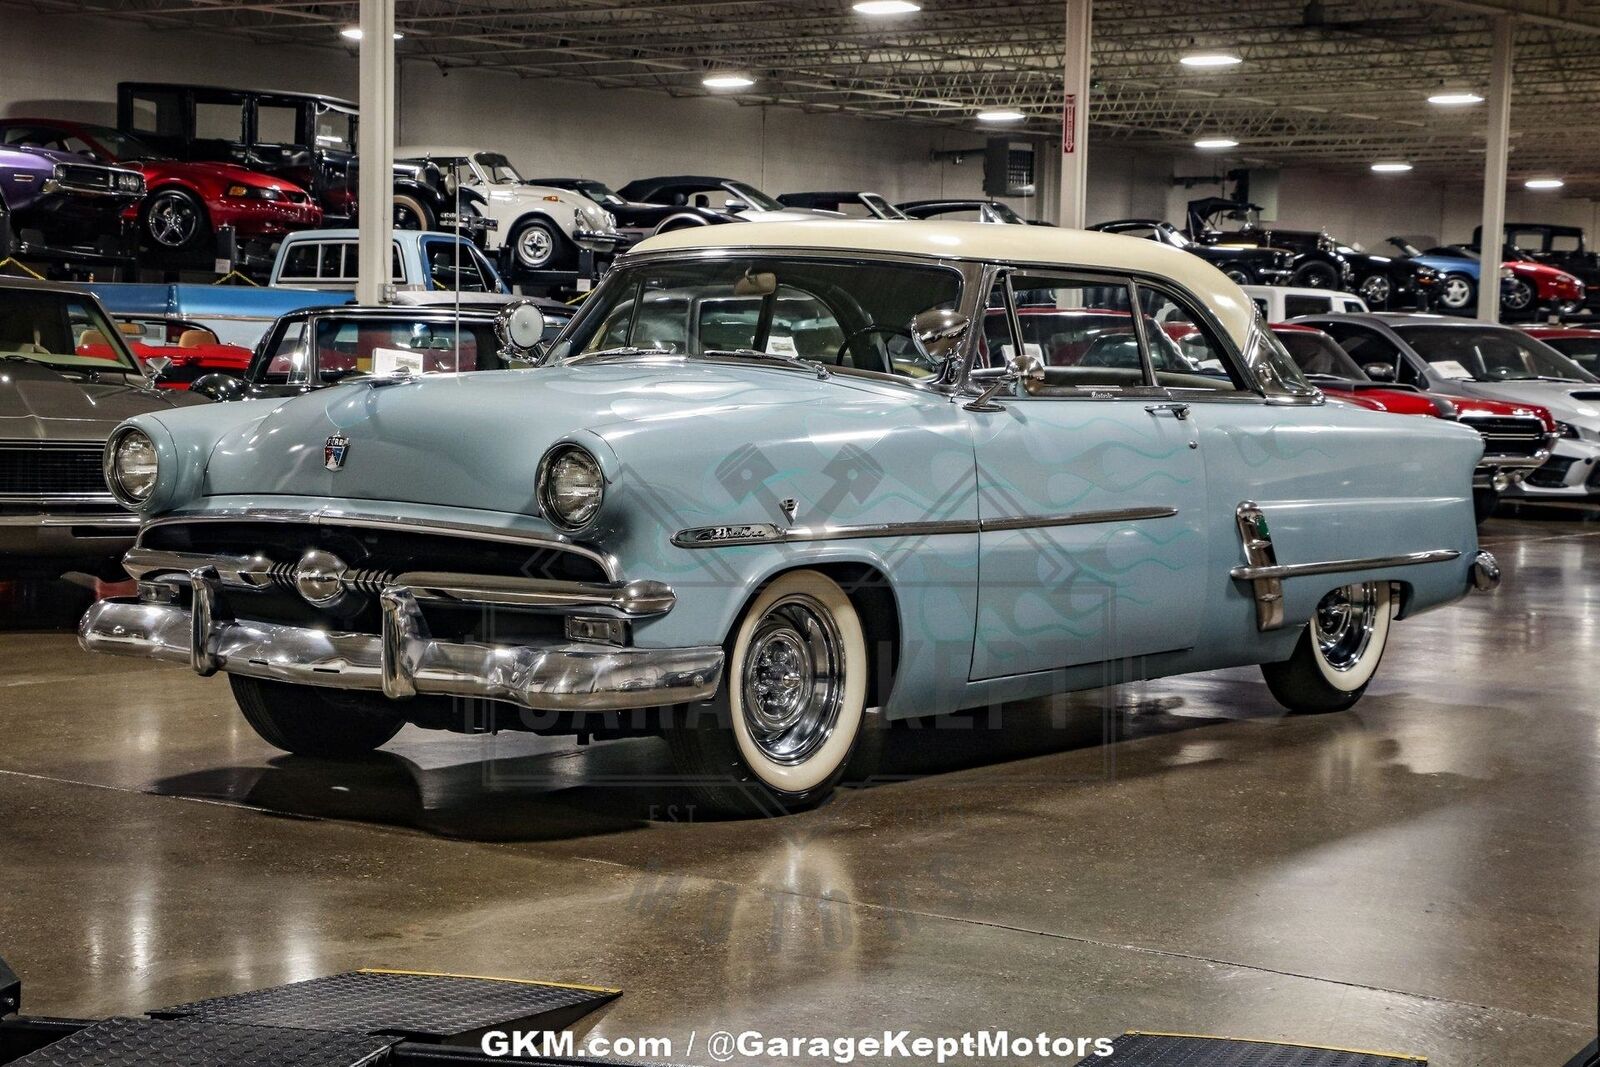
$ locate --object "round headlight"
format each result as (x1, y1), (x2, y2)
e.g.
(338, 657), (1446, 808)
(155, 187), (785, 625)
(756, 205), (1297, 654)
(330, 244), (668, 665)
(538, 445), (604, 530)
(105, 427), (159, 508)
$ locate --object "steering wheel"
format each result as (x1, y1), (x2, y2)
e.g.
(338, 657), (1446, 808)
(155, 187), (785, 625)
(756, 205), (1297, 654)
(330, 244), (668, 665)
(833, 324), (926, 377)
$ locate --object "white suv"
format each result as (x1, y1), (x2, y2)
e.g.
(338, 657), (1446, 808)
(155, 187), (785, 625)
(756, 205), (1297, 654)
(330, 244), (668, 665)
(397, 146), (620, 276)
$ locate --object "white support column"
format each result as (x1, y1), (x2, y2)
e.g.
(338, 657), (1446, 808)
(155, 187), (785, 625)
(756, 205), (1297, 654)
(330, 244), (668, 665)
(1477, 14), (1513, 323)
(1058, 0), (1091, 230)
(356, 0), (396, 307)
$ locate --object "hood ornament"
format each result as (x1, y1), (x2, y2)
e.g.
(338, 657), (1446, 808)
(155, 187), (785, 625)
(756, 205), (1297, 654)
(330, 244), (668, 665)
(324, 433), (350, 471)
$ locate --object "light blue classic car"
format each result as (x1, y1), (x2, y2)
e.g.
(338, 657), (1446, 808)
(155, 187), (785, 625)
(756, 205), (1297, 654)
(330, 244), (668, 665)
(80, 221), (1497, 814)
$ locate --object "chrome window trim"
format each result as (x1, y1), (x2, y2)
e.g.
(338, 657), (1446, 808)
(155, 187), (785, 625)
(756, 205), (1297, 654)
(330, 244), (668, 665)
(139, 508), (617, 581)
(672, 505), (1178, 548)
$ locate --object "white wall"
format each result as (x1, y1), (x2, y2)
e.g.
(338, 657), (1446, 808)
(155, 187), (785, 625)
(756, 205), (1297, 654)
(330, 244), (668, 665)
(2, 7), (1595, 245)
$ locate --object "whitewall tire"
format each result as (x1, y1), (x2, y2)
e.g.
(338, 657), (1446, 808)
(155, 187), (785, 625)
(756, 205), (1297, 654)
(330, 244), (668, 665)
(1261, 581), (1393, 713)
(664, 569), (870, 814)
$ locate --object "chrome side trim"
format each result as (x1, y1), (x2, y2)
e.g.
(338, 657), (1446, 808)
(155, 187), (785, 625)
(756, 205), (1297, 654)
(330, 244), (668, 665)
(0, 513), (139, 527)
(1231, 550), (1461, 582)
(1234, 501), (1284, 631)
(79, 599), (723, 713)
(141, 508), (616, 580)
(124, 547), (675, 618)
(672, 506), (1177, 548)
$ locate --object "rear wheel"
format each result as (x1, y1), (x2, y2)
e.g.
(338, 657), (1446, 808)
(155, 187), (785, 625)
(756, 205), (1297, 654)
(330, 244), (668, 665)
(1261, 582), (1392, 714)
(663, 570), (870, 816)
(1221, 266), (1254, 285)
(231, 675), (406, 757)
(1292, 260), (1339, 289)
(1358, 273), (1393, 307)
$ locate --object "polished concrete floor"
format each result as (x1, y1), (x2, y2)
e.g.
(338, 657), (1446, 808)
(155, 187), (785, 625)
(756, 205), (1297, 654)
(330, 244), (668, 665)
(1, 511), (1597, 1066)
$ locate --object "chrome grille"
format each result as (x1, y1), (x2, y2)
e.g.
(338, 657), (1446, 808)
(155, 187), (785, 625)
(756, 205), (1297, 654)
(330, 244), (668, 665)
(56, 163), (114, 191)
(0, 442), (111, 499)
(1458, 415), (1548, 458)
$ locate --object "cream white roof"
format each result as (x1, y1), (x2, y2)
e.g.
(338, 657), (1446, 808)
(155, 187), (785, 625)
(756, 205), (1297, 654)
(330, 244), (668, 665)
(631, 220), (1256, 349)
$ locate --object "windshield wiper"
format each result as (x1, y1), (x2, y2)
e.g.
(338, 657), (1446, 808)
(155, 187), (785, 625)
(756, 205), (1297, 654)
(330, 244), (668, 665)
(700, 348), (832, 379)
(566, 345), (675, 365)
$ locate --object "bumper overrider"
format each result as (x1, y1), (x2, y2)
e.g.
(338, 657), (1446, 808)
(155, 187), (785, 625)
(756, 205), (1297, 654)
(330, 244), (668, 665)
(80, 545), (724, 712)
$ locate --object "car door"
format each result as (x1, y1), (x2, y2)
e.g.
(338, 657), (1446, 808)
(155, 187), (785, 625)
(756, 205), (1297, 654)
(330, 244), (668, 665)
(968, 271), (1211, 680)
(1314, 321), (1422, 384)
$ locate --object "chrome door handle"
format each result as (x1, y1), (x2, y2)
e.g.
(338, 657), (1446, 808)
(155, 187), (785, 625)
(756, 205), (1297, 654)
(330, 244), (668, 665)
(1145, 402), (1191, 420)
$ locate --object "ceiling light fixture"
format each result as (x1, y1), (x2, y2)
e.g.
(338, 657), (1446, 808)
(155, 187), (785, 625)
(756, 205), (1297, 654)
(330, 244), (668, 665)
(702, 73), (755, 89)
(1180, 52), (1242, 68)
(1427, 90), (1483, 105)
(1525, 177), (1565, 190)
(1371, 162), (1414, 173)
(853, 0), (921, 13)
(1194, 137), (1238, 149)
(976, 109), (1026, 122)
(340, 26), (403, 39)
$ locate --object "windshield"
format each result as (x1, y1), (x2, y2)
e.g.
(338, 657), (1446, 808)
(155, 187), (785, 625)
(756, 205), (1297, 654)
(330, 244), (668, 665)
(1274, 328), (1366, 380)
(1394, 325), (1598, 383)
(0, 288), (140, 373)
(473, 152), (524, 184)
(724, 181), (784, 211)
(260, 316), (511, 386)
(550, 256), (963, 379)
(988, 202), (1026, 225)
(79, 125), (172, 162)
(572, 180), (624, 206)
(1540, 336), (1600, 375)
(1159, 225), (1193, 249)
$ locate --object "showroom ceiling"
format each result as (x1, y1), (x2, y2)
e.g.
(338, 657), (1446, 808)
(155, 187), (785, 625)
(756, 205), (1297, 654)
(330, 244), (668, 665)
(15, 0), (1600, 190)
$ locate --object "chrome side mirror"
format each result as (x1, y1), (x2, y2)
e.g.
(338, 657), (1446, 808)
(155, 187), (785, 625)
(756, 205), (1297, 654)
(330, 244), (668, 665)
(1363, 361), (1397, 382)
(909, 308), (970, 365)
(143, 356), (173, 382)
(495, 299), (549, 366)
(965, 346), (1044, 412)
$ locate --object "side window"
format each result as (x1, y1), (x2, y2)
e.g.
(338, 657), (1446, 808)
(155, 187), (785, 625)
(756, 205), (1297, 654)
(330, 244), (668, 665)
(319, 243), (345, 281)
(279, 243), (319, 281)
(195, 99), (245, 143)
(256, 104), (299, 146)
(263, 322), (309, 382)
(1284, 294), (1333, 318)
(1133, 285), (1247, 393)
(1002, 274), (1154, 391)
(423, 240), (488, 292)
(128, 91), (183, 137)
(392, 245), (405, 282)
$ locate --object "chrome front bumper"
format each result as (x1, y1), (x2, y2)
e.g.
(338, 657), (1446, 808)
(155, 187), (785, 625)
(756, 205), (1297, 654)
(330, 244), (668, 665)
(80, 595), (723, 712)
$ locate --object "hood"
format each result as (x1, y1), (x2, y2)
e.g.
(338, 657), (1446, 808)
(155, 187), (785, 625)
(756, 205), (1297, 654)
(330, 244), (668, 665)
(1508, 260), (1577, 282)
(1448, 380), (1600, 425)
(2, 143), (80, 167)
(0, 359), (196, 442)
(495, 183), (615, 230)
(1318, 382), (1438, 416)
(169, 160), (304, 192)
(1413, 254), (1478, 277)
(201, 360), (941, 513)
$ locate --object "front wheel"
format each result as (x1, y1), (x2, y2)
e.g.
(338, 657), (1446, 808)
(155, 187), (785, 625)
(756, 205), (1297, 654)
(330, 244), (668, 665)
(231, 675), (407, 757)
(510, 218), (569, 271)
(1358, 272), (1393, 307)
(1502, 276), (1535, 316)
(663, 569), (870, 816)
(1261, 581), (1393, 714)
(1221, 267), (1254, 286)
(393, 192), (433, 231)
(143, 188), (210, 251)
(1292, 260), (1339, 289)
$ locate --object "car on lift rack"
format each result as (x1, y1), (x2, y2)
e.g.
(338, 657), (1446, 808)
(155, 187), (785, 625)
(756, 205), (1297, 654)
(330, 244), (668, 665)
(616, 175), (839, 227)
(0, 142), (144, 267)
(81, 220), (1495, 817)
(394, 148), (621, 278)
(1090, 218), (1294, 286)
(0, 277), (207, 580)
(1483, 222), (1600, 311)
(187, 300), (572, 403)
(526, 177), (730, 250)
(1383, 237), (1583, 318)
(1184, 197), (1355, 291)
(1253, 228), (1441, 309)
(777, 191), (909, 219)
(1294, 312), (1600, 502)
(1271, 322), (1556, 520)
(116, 82), (454, 233)
(0, 118), (322, 262)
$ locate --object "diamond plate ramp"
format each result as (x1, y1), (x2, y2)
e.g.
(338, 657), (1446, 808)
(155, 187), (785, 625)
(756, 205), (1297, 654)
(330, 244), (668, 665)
(151, 970), (621, 1041)
(1095, 1033), (1426, 1066)
(4, 1017), (395, 1067)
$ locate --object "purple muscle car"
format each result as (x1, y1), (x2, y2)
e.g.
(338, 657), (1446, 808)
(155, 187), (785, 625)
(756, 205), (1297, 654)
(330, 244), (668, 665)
(0, 143), (144, 261)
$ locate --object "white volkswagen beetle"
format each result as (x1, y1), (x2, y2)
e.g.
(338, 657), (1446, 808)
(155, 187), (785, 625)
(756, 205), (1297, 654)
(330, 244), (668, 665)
(396, 146), (621, 275)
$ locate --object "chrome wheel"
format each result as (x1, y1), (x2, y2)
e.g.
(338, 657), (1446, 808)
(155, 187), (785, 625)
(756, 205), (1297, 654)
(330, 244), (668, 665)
(146, 191), (200, 247)
(515, 223), (556, 268)
(740, 593), (845, 765)
(1503, 277), (1534, 312)
(1439, 274), (1474, 309)
(1223, 268), (1251, 285)
(1294, 262), (1338, 289)
(1359, 274), (1392, 306)
(1313, 582), (1380, 674)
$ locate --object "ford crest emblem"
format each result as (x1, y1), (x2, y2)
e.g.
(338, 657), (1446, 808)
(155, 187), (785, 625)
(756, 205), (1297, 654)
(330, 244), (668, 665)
(324, 433), (350, 471)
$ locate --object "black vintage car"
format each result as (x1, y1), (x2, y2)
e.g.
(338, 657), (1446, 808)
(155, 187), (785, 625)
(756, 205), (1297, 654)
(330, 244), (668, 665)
(116, 82), (453, 232)
(1185, 197), (1357, 292)
(524, 177), (727, 249)
(1483, 223), (1600, 311)
(190, 301), (574, 403)
(0, 278), (206, 578)
(1249, 227), (1440, 309)
(1088, 218), (1294, 286)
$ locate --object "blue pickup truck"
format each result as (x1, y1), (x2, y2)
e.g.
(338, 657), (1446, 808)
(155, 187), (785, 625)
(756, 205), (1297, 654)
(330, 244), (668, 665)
(79, 230), (510, 347)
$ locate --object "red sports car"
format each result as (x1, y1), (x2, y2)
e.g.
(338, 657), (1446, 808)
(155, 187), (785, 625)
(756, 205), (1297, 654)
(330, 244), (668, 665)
(0, 119), (321, 255)
(1272, 323), (1557, 521)
(76, 317), (253, 389)
(1503, 253), (1586, 318)
(1522, 325), (1600, 378)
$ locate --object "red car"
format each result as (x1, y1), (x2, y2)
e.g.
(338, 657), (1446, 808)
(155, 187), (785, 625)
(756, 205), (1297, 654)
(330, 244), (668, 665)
(1503, 253), (1586, 318)
(1522, 325), (1600, 378)
(0, 119), (321, 255)
(1272, 323), (1557, 521)
(76, 317), (253, 389)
